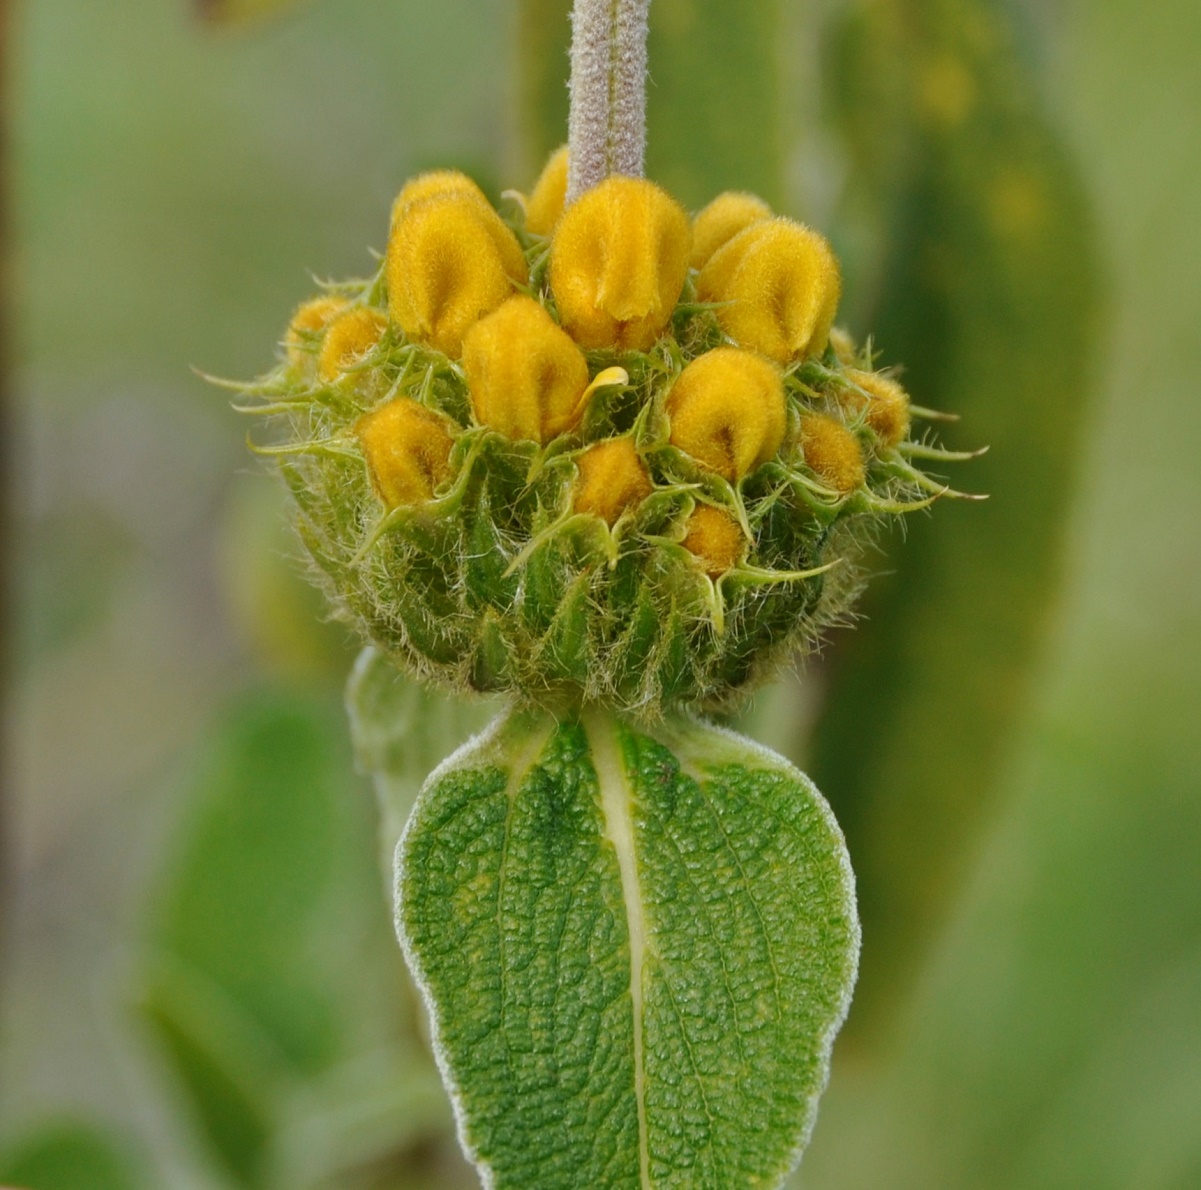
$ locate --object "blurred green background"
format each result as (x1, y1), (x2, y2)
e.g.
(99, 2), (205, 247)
(3, 0), (1198, 1187)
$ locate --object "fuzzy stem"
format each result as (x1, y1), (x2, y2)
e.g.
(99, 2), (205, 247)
(567, 0), (649, 202)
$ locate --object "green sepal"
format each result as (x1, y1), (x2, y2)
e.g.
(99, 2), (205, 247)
(396, 706), (858, 1188)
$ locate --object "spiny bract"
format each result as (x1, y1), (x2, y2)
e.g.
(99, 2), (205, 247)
(234, 149), (970, 718)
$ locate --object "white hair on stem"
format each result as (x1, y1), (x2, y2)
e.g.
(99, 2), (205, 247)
(567, 0), (650, 201)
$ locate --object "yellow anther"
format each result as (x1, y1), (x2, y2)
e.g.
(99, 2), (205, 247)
(828, 326), (857, 366)
(843, 368), (911, 448)
(390, 169), (491, 229)
(573, 437), (652, 525)
(549, 175), (691, 351)
(285, 295), (349, 364)
(690, 191), (772, 270)
(666, 347), (786, 482)
(681, 504), (746, 577)
(387, 193), (528, 358)
(799, 413), (864, 493)
(356, 398), (455, 508)
(463, 296), (590, 444)
(697, 217), (841, 363)
(317, 307), (388, 382)
(524, 146), (569, 237)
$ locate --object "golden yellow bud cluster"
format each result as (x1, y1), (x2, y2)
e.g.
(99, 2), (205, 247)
(250, 148), (959, 713)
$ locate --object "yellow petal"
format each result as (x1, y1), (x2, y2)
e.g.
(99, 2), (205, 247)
(799, 413), (864, 493)
(387, 193), (528, 358)
(549, 176), (691, 351)
(573, 437), (653, 525)
(681, 504), (745, 577)
(828, 326), (857, 366)
(356, 398), (455, 508)
(524, 146), (570, 237)
(666, 347), (786, 481)
(463, 295), (590, 444)
(698, 217), (841, 363)
(690, 191), (772, 270)
(317, 307), (388, 381)
(843, 368), (911, 448)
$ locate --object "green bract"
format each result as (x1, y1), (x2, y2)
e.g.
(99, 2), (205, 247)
(397, 706), (858, 1189)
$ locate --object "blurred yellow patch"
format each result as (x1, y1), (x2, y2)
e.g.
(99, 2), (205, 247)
(690, 191), (772, 270)
(387, 192), (527, 358)
(842, 368), (911, 448)
(549, 176), (691, 350)
(463, 296), (590, 444)
(573, 438), (652, 525)
(390, 170), (491, 229)
(666, 347), (786, 481)
(799, 414), (864, 493)
(989, 167), (1048, 240)
(285, 295), (349, 365)
(317, 307), (388, 381)
(682, 505), (745, 577)
(356, 398), (455, 508)
(524, 146), (570, 237)
(828, 326), (857, 366)
(697, 218), (841, 363)
(918, 55), (977, 128)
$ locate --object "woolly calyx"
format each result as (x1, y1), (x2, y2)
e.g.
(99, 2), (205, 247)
(842, 367), (912, 448)
(356, 399), (455, 508)
(523, 145), (569, 236)
(386, 192), (527, 358)
(666, 347), (786, 482)
(286, 295), (349, 367)
(682, 504), (746, 577)
(464, 296), (590, 444)
(573, 437), (652, 525)
(548, 175), (691, 350)
(239, 158), (971, 718)
(690, 190), (772, 270)
(318, 307), (388, 382)
(698, 217), (842, 363)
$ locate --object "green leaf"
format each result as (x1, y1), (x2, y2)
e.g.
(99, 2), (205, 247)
(810, 0), (1102, 1035)
(396, 707), (858, 1188)
(0, 1122), (141, 1190)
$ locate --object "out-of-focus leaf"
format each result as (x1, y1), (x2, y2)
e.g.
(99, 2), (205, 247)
(810, 0), (1101, 1038)
(516, 0), (783, 207)
(137, 694), (367, 1184)
(0, 1122), (141, 1190)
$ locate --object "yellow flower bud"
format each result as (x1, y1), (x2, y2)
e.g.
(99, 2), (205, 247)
(285, 295), (349, 365)
(462, 296), (590, 444)
(799, 414), (864, 493)
(317, 307), (388, 382)
(681, 504), (745, 577)
(697, 217), (842, 363)
(549, 175), (691, 351)
(828, 326), (857, 366)
(843, 368), (911, 448)
(524, 146), (569, 237)
(572, 437), (653, 525)
(390, 169), (491, 229)
(387, 193), (528, 358)
(690, 191), (772, 271)
(356, 398), (455, 508)
(666, 347), (786, 482)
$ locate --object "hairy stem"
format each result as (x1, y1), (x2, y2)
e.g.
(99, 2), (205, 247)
(567, 0), (650, 201)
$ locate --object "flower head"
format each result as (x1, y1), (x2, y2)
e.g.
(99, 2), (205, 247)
(524, 146), (570, 237)
(690, 191), (772, 270)
(842, 368), (911, 448)
(799, 414), (864, 493)
(318, 307), (388, 382)
(682, 505), (745, 577)
(356, 398), (455, 508)
(573, 437), (652, 524)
